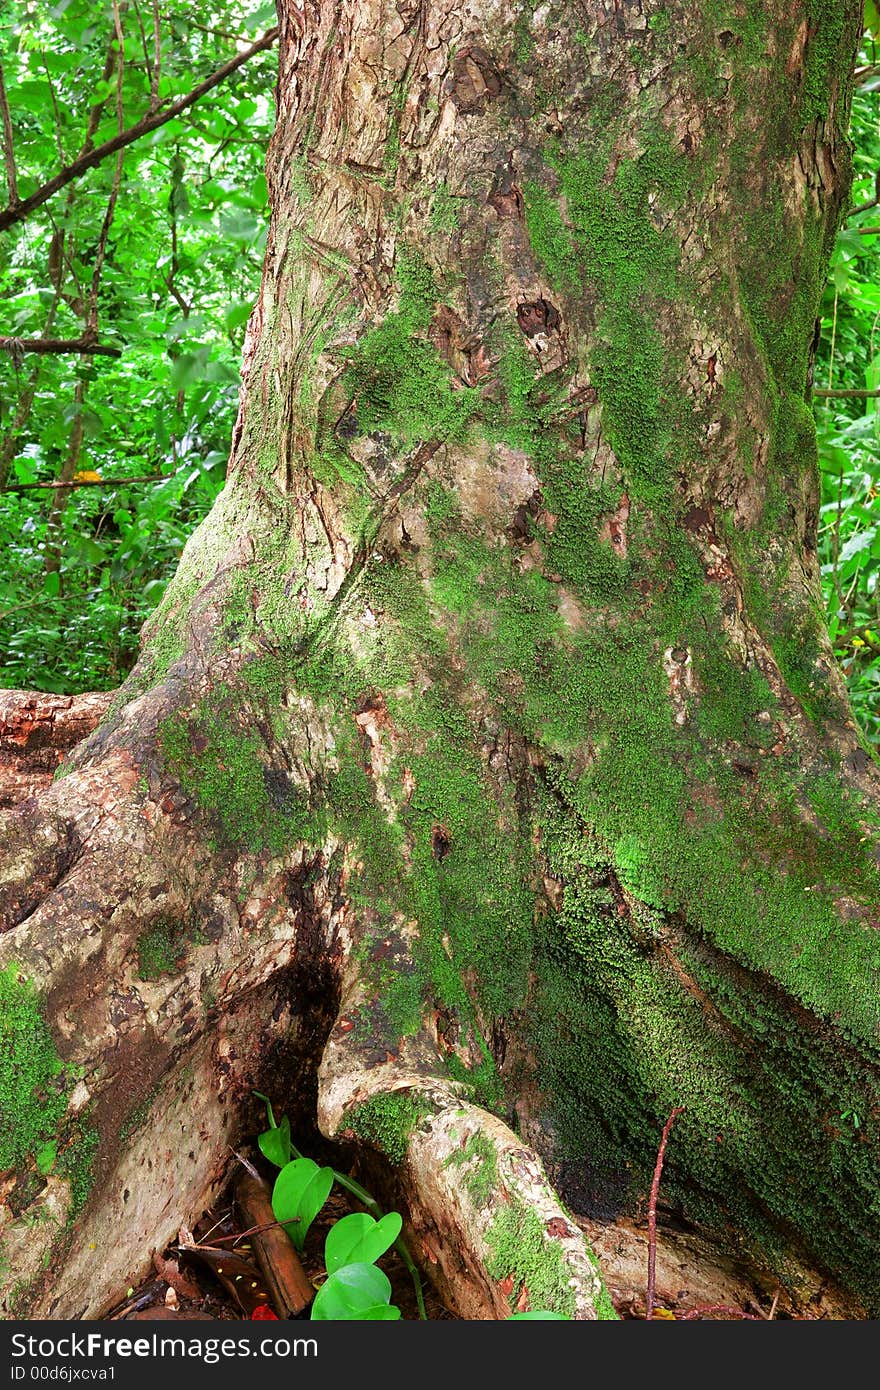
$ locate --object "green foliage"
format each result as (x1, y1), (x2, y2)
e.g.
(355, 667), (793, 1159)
(257, 1112), (292, 1168)
(324, 1211), (403, 1273)
(814, 58), (880, 748)
(310, 1262), (400, 1321)
(0, 965), (67, 1172)
(271, 1157), (334, 1252)
(0, 0), (273, 692)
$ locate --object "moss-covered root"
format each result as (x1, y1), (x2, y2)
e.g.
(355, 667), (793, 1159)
(317, 966), (615, 1320)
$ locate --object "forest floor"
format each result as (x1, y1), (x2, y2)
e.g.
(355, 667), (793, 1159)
(101, 1144), (846, 1322)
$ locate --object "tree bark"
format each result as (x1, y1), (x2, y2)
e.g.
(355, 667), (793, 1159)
(0, 690), (113, 808)
(1, 0), (875, 1320)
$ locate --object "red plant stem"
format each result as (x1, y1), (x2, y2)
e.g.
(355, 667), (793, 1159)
(646, 1106), (685, 1321)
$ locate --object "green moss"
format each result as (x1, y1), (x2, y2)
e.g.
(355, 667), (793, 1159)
(119, 1088), (159, 1143)
(345, 1090), (433, 1166)
(338, 248), (479, 451)
(56, 1122), (98, 1217)
(0, 965), (67, 1172)
(485, 1199), (577, 1318)
(429, 183), (461, 234)
(530, 764), (880, 1310)
(158, 689), (316, 854)
(443, 1129), (498, 1205)
(802, 0), (853, 126)
(522, 128), (690, 507)
(136, 921), (180, 980)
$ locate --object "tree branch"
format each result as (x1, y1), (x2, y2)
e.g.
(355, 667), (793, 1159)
(0, 337), (121, 358)
(85, 0), (127, 338)
(151, 0), (162, 113)
(0, 63), (19, 208)
(0, 27), (278, 233)
(3, 475), (170, 491)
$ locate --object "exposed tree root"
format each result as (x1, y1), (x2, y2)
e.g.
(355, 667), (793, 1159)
(0, 689), (112, 808)
(0, 755), (606, 1318)
(318, 947), (608, 1319)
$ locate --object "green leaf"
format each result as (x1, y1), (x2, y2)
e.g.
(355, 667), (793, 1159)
(67, 538), (108, 568)
(223, 301), (253, 333)
(324, 1210), (403, 1274)
(258, 1113), (291, 1169)
(43, 571), (61, 598)
(310, 1263), (399, 1320)
(272, 1158), (334, 1252)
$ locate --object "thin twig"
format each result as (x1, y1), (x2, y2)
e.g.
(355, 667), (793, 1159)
(848, 170), (880, 218)
(151, 0), (161, 112)
(42, 62), (68, 165)
(45, 378), (86, 574)
(0, 62), (19, 208)
(161, 12), (253, 43)
(230, 1148), (262, 1181)
(198, 1219), (291, 1246)
(0, 291), (61, 489)
(645, 1106), (684, 1321)
(131, 0), (153, 84)
(86, 1), (126, 339)
(0, 28), (279, 232)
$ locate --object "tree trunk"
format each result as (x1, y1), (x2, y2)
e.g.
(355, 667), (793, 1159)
(1, 0), (875, 1320)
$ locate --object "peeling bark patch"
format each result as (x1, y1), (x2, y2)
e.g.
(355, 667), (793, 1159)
(431, 825), (451, 861)
(0, 812), (83, 932)
(507, 489), (543, 544)
(662, 645), (693, 726)
(488, 177), (524, 219)
(516, 297), (560, 340)
(449, 45), (501, 114)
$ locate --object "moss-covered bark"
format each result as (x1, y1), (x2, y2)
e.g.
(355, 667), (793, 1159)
(2, 0), (876, 1317)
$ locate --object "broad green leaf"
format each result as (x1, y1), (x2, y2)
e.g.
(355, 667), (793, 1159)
(272, 1158), (334, 1251)
(258, 1113), (291, 1169)
(68, 538), (109, 568)
(224, 301), (253, 333)
(324, 1210), (403, 1274)
(310, 1262), (396, 1320)
(839, 529), (876, 565)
